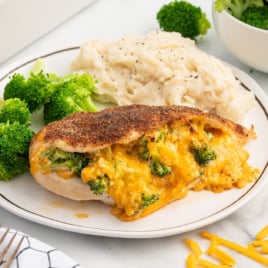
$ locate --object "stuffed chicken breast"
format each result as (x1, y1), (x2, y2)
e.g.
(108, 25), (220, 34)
(29, 105), (259, 221)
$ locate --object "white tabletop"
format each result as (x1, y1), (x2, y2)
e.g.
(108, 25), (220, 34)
(1, 0), (268, 267)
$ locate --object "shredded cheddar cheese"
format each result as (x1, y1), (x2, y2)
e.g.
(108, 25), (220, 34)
(206, 242), (236, 266)
(186, 253), (198, 268)
(184, 238), (203, 256)
(201, 231), (268, 265)
(196, 258), (230, 268)
(252, 239), (268, 254)
(247, 243), (259, 253)
(261, 241), (268, 254)
(256, 225), (268, 240)
(184, 224), (268, 267)
(185, 252), (230, 268)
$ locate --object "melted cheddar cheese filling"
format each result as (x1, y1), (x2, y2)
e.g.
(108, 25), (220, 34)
(37, 119), (259, 221)
(81, 119), (258, 221)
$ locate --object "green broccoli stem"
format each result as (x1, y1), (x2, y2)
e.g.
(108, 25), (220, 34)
(77, 96), (98, 112)
(229, 0), (251, 18)
(31, 59), (45, 74)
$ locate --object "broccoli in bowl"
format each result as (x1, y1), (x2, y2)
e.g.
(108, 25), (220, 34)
(214, 0), (268, 30)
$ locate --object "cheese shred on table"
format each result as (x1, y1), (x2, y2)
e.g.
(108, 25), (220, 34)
(184, 225), (268, 268)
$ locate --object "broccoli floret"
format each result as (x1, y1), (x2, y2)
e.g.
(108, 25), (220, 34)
(214, 0), (268, 29)
(140, 193), (160, 209)
(240, 6), (268, 29)
(0, 98), (31, 126)
(0, 122), (35, 181)
(190, 144), (217, 166)
(88, 176), (109, 195)
(214, 0), (265, 18)
(149, 155), (172, 177)
(4, 71), (56, 113)
(0, 158), (29, 181)
(137, 136), (149, 161)
(42, 148), (90, 177)
(43, 73), (98, 124)
(156, 0), (211, 39)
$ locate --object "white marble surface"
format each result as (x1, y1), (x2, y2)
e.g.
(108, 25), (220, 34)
(0, 0), (268, 267)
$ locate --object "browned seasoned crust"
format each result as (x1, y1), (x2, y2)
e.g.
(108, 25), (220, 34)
(31, 105), (255, 153)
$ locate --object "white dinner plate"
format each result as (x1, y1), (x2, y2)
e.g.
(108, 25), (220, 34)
(0, 47), (267, 239)
(0, 227), (81, 268)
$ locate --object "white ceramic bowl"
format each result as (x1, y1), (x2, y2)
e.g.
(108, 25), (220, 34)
(212, 7), (268, 73)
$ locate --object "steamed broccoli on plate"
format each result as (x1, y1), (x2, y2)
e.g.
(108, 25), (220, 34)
(0, 122), (34, 181)
(0, 98), (31, 126)
(156, 0), (211, 40)
(0, 98), (34, 181)
(214, 0), (268, 29)
(3, 71), (55, 113)
(1, 60), (98, 181)
(4, 67), (98, 123)
(43, 73), (98, 124)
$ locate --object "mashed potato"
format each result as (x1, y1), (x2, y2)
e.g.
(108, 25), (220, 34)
(71, 31), (255, 123)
